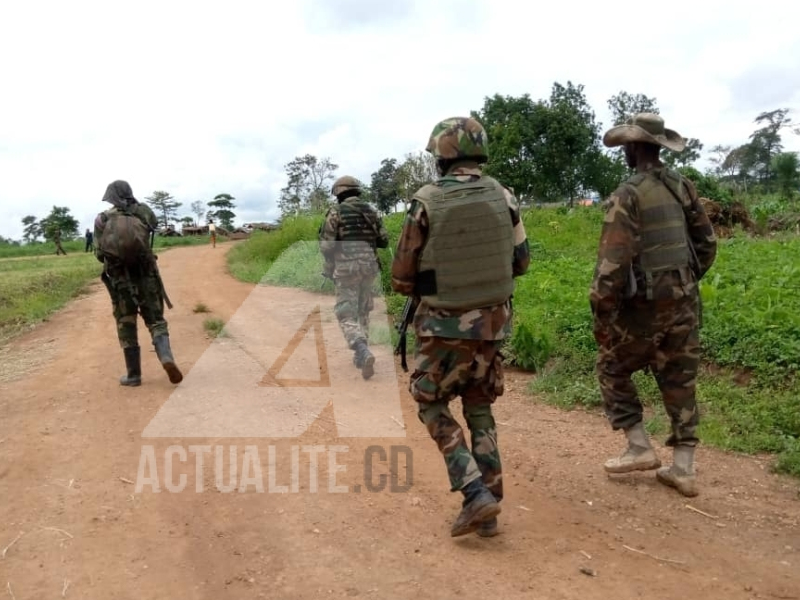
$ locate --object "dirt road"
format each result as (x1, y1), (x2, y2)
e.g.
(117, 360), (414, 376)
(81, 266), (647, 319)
(1, 244), (798, 600)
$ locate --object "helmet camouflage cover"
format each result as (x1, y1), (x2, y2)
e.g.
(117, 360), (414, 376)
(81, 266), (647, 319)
(331, 175), (362, 197)
(425, 116), (489, 162)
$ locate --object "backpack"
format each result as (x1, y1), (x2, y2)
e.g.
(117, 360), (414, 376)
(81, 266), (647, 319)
(99, 208), (152, 266)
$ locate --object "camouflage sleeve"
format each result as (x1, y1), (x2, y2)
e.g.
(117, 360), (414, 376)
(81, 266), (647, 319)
(318, 208), (338, 259)
(93, 212), (106, 263)
(503, 186), (530, 277)
(374, 214), (390, 249)
(681, 177), (718, 279)
(589, 185), (639, 322)
(390, 199), (427, 296)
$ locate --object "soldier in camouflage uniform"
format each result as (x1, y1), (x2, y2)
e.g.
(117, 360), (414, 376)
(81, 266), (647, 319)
(391, 117), (530, 537)
(94, 180), (183, 387)
(591, 113), (717, 497)
(319, 175), (390, 379)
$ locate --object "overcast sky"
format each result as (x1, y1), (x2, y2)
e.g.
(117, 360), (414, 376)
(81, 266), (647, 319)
(1, 0), (798, 240)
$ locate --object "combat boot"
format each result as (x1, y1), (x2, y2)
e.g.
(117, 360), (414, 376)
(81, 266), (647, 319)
(656, 445), (698, 497)
(604, 421), (661, 474)
(353, 340), (375, 380)
(120, 346), (142, 386)
(153, 335), (183, 384)
(451, 479), (501, 537)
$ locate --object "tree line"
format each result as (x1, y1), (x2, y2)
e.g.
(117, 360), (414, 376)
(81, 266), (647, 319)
(19, 192), (238, 244)
(276, 82), (800, 216)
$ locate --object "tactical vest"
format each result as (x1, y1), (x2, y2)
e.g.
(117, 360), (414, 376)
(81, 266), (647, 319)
(414, 175), (514, 310)
(625, 168), (691, 299)
(339, 198), (378, 259)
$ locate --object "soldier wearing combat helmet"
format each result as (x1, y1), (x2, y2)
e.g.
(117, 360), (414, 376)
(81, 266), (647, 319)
(319, 174), (389, 378)
(590, 113), (717, 497)
(391, 117), (530, 538)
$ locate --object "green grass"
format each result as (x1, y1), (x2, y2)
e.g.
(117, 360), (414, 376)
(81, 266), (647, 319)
(225, 204), (800, 477)
(0, 252), (101, 343)
(203, 317), (226, 337)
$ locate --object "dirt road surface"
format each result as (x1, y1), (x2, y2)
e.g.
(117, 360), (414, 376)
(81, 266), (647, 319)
(1, 244), (798, 600)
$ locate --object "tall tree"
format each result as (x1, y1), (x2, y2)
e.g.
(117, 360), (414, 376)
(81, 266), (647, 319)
(207, 193), (237, 230)
(21, 215), (42, 243)
(471, 93), (549, 203)
(396, 152), (438, 210)
(40, 206), (79, 241)
(278, 154), (338, 216)
(190, 200), (206, 225)
(663, 137), (704, 168)
(145, 191), (182, 229)
(539, 81), (603, 205)
(773, 151), (800, 200)
(748, 108), (793, 189)
(370, 157), (402, 214)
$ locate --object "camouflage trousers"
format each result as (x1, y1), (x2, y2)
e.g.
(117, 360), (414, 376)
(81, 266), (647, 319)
(333, 273), (375, 348)
(594, 296), (701, 447)
(101, 266), (169, 349)
(409, 335), (505, 499)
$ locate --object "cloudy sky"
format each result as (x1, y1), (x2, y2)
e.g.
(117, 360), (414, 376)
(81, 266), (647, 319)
(1, 0), (798, 240)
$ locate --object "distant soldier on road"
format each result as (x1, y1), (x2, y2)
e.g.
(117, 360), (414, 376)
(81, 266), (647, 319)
(391, 116), (530, 537)
(94, 180), (183, 387)
(54, 229), (66, 255)
(85, 228), (94, 253)
(319, 175), (389, 379)
(591, 113), (717, 497)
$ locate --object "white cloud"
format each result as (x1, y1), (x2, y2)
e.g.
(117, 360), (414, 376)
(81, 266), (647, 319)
(1, 0), (798, 239)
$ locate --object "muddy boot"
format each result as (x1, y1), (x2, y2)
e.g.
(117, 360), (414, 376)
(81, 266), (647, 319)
(153, 335), (183, 384)
(120, 346), (142, 386)
(656, 445), (698, 497)
(451, 479), (501, 537)
(604, 421), (661, 474)
(353, 340), (374, 380)
(476, 491), (501, 537)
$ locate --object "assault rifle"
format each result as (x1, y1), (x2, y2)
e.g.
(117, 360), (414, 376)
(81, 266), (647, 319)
(393, 296), (418, 372)
(149, 228), (174, 309)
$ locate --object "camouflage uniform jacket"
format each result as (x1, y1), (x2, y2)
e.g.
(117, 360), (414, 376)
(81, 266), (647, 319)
(391, 164), (530, 340)
(93, 201), (159, 268)
(319, 197), (390, 278)
(589, 166), (717, 328)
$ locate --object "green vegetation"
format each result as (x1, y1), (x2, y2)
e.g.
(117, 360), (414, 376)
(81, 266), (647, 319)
(0, 253), (100, 343)
(226, 205), (800, 477)
(203, 317), (226, 338)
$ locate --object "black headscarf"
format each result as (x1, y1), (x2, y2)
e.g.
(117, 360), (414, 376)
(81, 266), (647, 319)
(102, 180), (137, 210)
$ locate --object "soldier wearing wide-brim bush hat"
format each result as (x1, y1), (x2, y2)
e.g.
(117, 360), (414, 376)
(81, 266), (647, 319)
(589, 111), (718, 499)
(602, 112), (686, 152)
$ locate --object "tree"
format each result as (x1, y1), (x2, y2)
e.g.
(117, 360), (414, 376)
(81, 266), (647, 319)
(21, 215), (42, 243)
(773, 152), (800, 200)
(471, 93), (549, 202)
(190, 200), (206, 225)
(708, 144), (732, 176)
(606, 91), (660, 126)
(40, 206), (79, 241)
(179, 216), (195, 229)
(207, 193), (237, 230)
(278, 154), (338, 216)
(396, 152), (438, 210)
(145, 191), (182, 229)
(539, 81), (603, 205)
(747, 108), (793, 190)
(663, 137), (704, 169)
(370, 157), (402, 214)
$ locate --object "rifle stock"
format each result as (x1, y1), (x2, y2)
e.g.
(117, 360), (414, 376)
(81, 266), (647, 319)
(393, 296), (418, 372)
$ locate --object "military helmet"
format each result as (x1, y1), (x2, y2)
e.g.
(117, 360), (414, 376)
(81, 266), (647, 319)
(331, 175), (362, 197)
(425, 116), (489, 162)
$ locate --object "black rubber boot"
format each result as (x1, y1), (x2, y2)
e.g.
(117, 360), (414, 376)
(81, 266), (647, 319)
(451, 479), (501, 537)
(120, 347), (142, 387)
(353, 340), (374, 380)
(153, 335), (183, 384)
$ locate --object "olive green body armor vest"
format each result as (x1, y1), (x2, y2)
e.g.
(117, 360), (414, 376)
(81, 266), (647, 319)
(334, 199), (380, 262)
(414, 175), (514, 310)
(625, 168), (691, 299)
